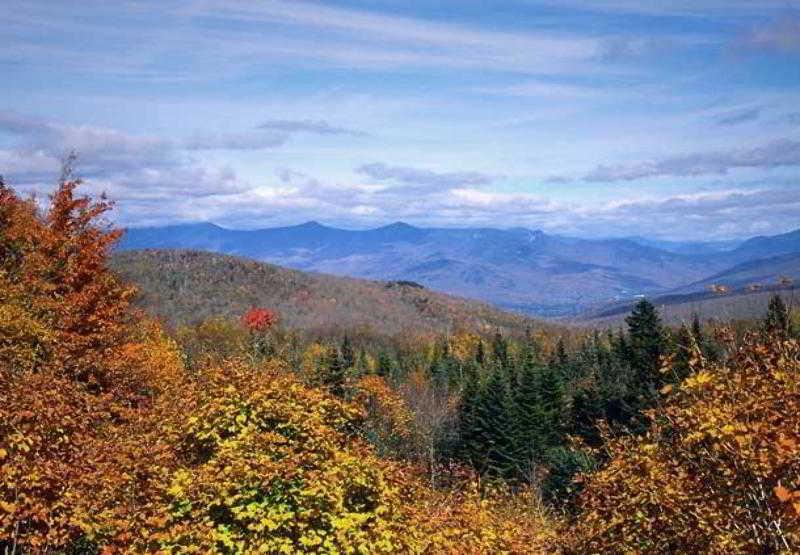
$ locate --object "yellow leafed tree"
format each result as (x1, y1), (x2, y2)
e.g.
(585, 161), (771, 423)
(568, 332), (800, 553)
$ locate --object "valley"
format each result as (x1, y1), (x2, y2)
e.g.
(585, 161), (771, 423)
(120, 221), (800, 318)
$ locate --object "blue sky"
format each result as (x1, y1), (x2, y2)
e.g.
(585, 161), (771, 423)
(1, 0), (799, 239)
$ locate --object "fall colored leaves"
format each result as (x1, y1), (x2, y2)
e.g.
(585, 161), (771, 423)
(0, 179), (555, 553)
(568, 334), (800, 553)
(3, 177), (799, 553)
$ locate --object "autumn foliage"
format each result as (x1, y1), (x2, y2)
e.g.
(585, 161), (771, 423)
(241, 307), (278, 332)
(0, 177), (185, 550)
(0, 179), (555, 552)
(568, 331), (800, 553)
(10, 176), (798, 553)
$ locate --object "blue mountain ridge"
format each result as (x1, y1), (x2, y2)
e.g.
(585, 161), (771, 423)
(118, 222), (800, 317)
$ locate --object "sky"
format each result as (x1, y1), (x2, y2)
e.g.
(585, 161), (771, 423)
(1, 0), (800, 240)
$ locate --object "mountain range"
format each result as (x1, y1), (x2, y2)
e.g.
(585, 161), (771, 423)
(119, 222), (800, 317)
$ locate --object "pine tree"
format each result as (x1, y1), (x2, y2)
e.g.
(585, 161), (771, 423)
(341, 334), (355, 370)
(571, 384), (605, 445)
(590, 331), (606, 367)
(475, 340), (486, 365)
(672, 324), (695, 382)
(555, 337), (568, 367)
(764, 294), (790, 337)
(625, 298), (666, 394)
(599, 329), (640, 428)
(691, 313), (703, 345)
(376, 351), (394, 378)
(515, 349), (545, 466)
(538, 361), (567, 447)
(457, 361), (482, 463)
(321, 345), (346, 395)
(470, 367), (519, 478)
(430, 356), (459, 388)
(491, 331), (509, 369)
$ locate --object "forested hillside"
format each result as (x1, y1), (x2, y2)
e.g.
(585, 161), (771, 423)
(111, 249), (547, 337)
(2, 178), (800, 553)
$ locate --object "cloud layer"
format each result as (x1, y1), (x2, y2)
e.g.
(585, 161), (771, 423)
(584, 139), (800, 182)
(1, 1), (799, 240)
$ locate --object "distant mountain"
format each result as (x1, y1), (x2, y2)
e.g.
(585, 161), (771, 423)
(624, 236), (740, 256)
(119, 222), (800, 317)
(577, 284), (797, 328)
(724, 228), (800, 262)
(112, 249), (548, 336)
(674, 252), (800, 293)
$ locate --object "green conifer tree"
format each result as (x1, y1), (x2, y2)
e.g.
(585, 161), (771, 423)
(765, 294), (790, 337)
(555, 337), (568, 367)
(471, 367), (519, 478)
(571, 383), (605, 445)
(538, 361), (567, 447)
(625, 298), (666, 394)
(475, 340), (486, 365)
(672, 323), (695, 382)
(341, 334), (355, 370)
(321, 344), (346, 396)
(457, 361), (482, 463)
(514, 349), (545, 467)
(491, 331), (509, 369)
(376, 351), (394, 378)
(691, 313), (703, 345)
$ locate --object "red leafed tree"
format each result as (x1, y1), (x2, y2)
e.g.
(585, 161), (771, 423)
(242, 307), (278, 332)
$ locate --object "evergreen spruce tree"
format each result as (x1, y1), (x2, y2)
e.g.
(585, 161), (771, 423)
(765, 294), (790, 337)
(430, 356), (459, 389)
(321, 345), (346, 396)
(475, 340), (486, 365)
(354, 349), (368, 375)
(590, 331), (606, 367)
(530, 332), (545, 364)
(491, 331), (509, 369)
(555, 337), (568, 367)
(691, 313), (703, 345)
(672, 324), (695, 382)
(571, 384), (605, 446)
(340, 334), (355, 370)
(625, 298), (666, 394)
(376, 351), (394, 378)
(471, 367), (519, 478)
(514, 349), (545, 467)
(538, 360), (567, 447)
(457, 361), (482, 464)
(601, 329), (639, 428)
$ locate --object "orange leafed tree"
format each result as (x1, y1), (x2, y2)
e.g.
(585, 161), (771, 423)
(0, 175), (135, 384)
(0, 176), (183, 550)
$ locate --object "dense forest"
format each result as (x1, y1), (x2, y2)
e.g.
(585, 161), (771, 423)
(2, 176), (800, 553)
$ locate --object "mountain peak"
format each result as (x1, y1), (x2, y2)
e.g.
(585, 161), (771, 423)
(378, 221), (417, 231)
(296, 220), (328, 230)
